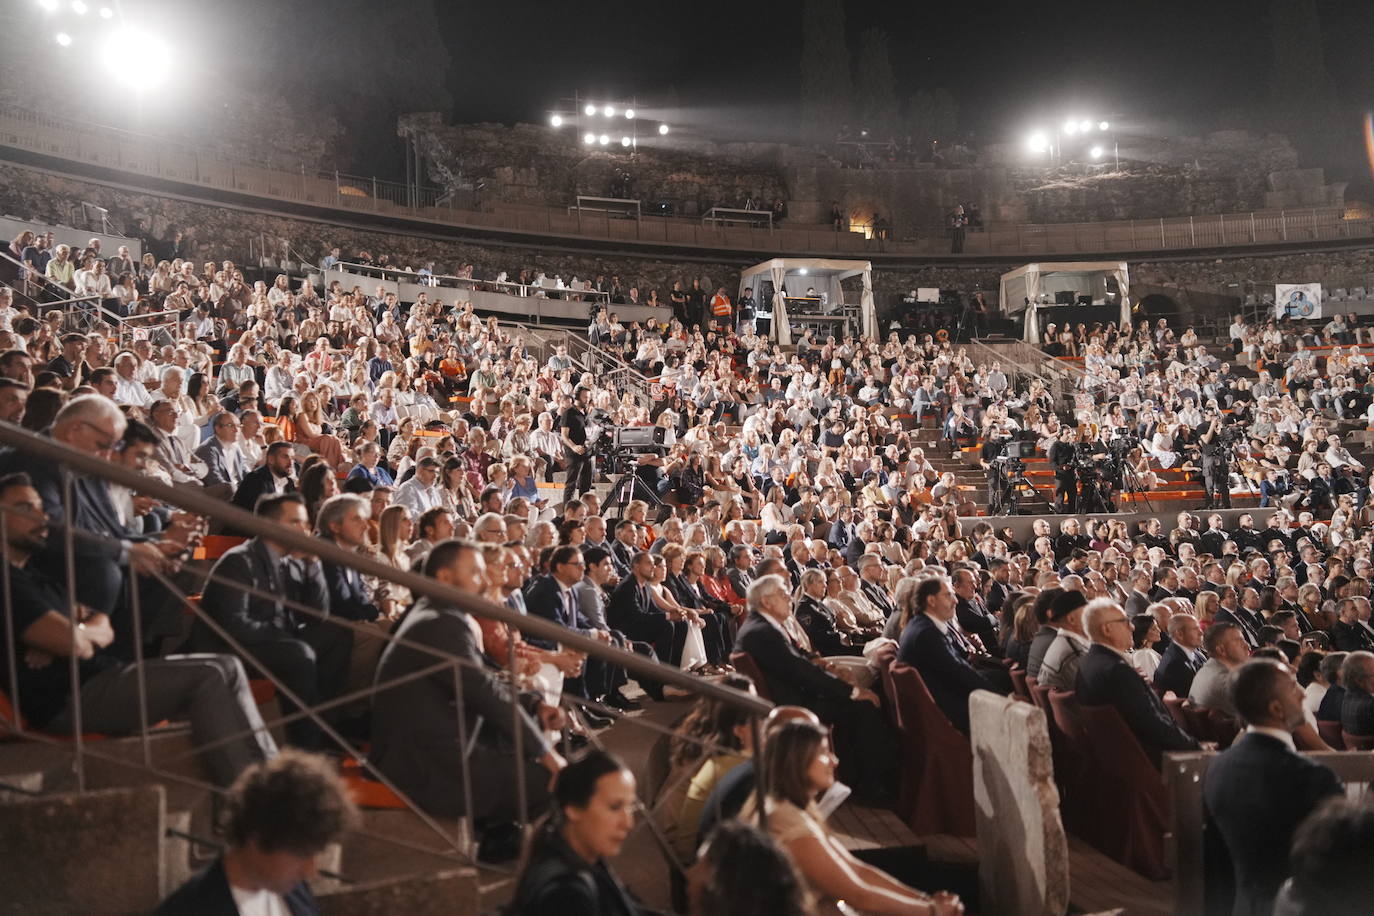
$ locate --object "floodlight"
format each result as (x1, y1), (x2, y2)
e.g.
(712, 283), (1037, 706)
(598, 134), (609, 145)
(799, 268), (808, 275)
(603, 105), (615, 117)
(584, 104), (596, 116)
(550, 114), (563, 127)
(658, 124), (669, 135)
(620, 136), (631, 147)
(1090, 146), (1104, 159)
(103, 29), (171, 88)
(55, 31), (72, 46)
(1099, 121), (1109, 131)
(1079, 119), (1092, 132)
(1064, 120), (1078, 135)
(583, 132), (595, 145)
(71, 0), (87, 14)
(98, 5), (113, 17)
(624, 108), (635, 119)
(37, 0), (58, 11)
(1026, 131), (1049, 153)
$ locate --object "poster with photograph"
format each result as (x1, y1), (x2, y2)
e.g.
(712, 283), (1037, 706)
(1275, 283), (1322, 320)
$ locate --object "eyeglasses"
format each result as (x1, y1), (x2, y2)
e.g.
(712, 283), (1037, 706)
(78, 420), (119, 452)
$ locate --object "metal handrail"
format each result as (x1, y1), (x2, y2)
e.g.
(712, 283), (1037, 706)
(0, 421), (769, 716)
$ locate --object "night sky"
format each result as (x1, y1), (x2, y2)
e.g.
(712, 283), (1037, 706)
(436, 0), (1374, 145)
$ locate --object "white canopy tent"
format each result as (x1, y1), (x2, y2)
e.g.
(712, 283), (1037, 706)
(738, 258), (877, 345)
(998, 261), (1131, 343)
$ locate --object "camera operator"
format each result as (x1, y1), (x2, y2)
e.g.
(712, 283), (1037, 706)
(980, 423), (1012, 509)
(1199, 412), (1232, 509)
(1050, 428), (1078, 513)
(560, 386), (594, 503)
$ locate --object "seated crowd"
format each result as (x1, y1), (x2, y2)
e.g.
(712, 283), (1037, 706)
(3, 236), (1374, 914)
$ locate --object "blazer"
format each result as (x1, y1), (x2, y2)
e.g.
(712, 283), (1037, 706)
(1213, 607), (1260, 647)
(1331, 620), (1374, 653)
(734, 611), (851, 710)
(156, 856), (317, 915)
(859, 578), (897, 621)
(524, 574), (596, 650)
(371, 595), (549, 818)
(726, 566), (754, 601)
(1203, 732), (1343, 916)
(606, 575), (668, 635)
(1123, 590), (1152, 619)
(320, 542), (381, 622)
(1341, 685), (1374, 737)
(955, 595), (1000, 655)
(896, 613), (1003, 734)
(1153, 642), (1204, 698)
(189, 539), (330, 652)
(231, 466), (296, 512)
(513, 824), (639, 916)
(1076, 644), (1199, 767)
(795, 595), (860, 658)
(194, 436), (246, 489)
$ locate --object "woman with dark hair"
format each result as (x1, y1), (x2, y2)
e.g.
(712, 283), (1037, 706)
(741, 720), (964, 915)
(19, 386), (64, 431)
(513, 750), (641, 916)
(1131, 614), (1163, 678)
(298, 462), (338, 526)
(688, 820), (813, 916)
(1002, 591), (1039, 668)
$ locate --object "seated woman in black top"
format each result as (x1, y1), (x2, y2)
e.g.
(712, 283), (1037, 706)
(514, 750), (642, 916)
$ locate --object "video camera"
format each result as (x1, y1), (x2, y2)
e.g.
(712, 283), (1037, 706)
(990, 437), (1034, 475)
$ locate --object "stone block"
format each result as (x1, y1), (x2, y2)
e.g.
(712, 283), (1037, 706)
(1268, 168), (1326, 192)
(317, 868), (479, 916)
(969, 690), (1069, 916)
(0, 784), (167, 915)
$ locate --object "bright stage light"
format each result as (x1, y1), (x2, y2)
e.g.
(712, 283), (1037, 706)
(1090, 146), (1104, 159)
(103, 29), (171, 88)
(598, 134), (609, 145)
(1063, 120), (1078, 135)
(584, 104), (596, 116)
(624, 108), (635, 119)
(1026, 131), (1049, 153)
(37, 0), (58, 11)
(603, 105), (615, 117)
(799, 268), (809, 275)
(71, 0), (88, 14)
(98, 5), (113, 17)
(658, 124), (669, 135)
(55, 31), (72, 46)
(550, 114), (563, 127)
(583, 132), (595, 145)
(620, 136), (631, 147)
(1079, 119), (1092, 133)
(1099, 121), (1109, 131)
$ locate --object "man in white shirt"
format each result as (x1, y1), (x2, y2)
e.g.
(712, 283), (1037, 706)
(391, 456), (443, 518)
(112, 352), (153, 407)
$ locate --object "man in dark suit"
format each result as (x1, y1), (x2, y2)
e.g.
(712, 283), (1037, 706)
(609, 519), (639, 579)
(1331, 600), (1374, 652)
(1153, 613), (1206, 697)
(952, 567), (1000, 656)
(1204, 660), (1343, 916)
(857, 554), (896, 621)
(736, 573), (895, 801)
(897, 575), (1009, 734)
(371, 540), (566, 825)
(1147, 566), (1179, 603)
(232, 441), (298, 512)
(1215, 588), (1263, 648)
(1340, 651), (1374, 738)
(526, 545), (620, 705)
(191, 494), (350, 750)
(1122, 568), (1154, 618)
(194, 411), (248, 498)
(606, 551), (689, 688)
(985, 558), (1013, 616)
(1076, 598), (1200, 767)
(794, 567), (861, 657)
(156, 751), (353, 915)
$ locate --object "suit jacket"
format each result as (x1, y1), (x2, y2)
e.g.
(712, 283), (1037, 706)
(371, 595), (549, 818)
(726, 567), (754, 601)
(795, 595), (859, 658)
(1123, 590), (1152, 618)
(525, 574), (595, 650)
(1341, 685), (1374, 737)
(955, 595), (1000, 655)
(986, 579), (1012, 616)
(1214, 607), (1260, 647)
(606, 575), (670, 635)
(1203, 732), (1343, 916)
(189, 539), (330, 651)
(859, 578), (897, 622)
(1332, 620), (1374, 652)
(231, 466), (297, 512)
(897, 613), (1003, 734)
(156, 856), (317, 916)
(1153, 642), (1204, 698)
(320, 541), (380, 622)
(1316, 684), (1346, 722)
(610, 540), (637, 577)
(1076, 644), (1199, 767)
(194, 436), (246, 489)
(734, 611), (851, 711)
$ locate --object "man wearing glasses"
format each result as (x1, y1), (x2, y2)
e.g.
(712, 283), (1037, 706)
(1076, 598), (1201, 767)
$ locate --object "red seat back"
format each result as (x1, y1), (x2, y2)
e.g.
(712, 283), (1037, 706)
(1047, 689), (1086, 744)
(1029, 682), (1052, 715)
(1346, 732), (1374, 751)
(1075, 702), (1171, 879)
(1317, 719), (1346, 751)
(1162, 695), (1191, 733)
(728, 652), (773, 702)
(888, 663), (975, 836)
(1203, 708), (1239, 749)
(1009, 667), (1030, 700)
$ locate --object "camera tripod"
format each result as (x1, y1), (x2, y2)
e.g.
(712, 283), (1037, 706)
(990, 462), (1044, 516)
(1116, 459), (1154, 513)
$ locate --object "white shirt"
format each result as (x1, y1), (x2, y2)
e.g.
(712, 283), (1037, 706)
(391, 475), (442, 518)
(229, 884), (291, 916)
(115, 375), (153, 407)
(1244, 724), (1296, 753)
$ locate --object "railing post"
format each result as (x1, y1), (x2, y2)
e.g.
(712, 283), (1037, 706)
(334, 170), (340, 206)
(1218, 212), (1224, 245)
(1250, 211), (1256, 242)
(1189, 216), (1195, 247)
(1159, 218), (1165, 248)
(1312, 208), (1319, 240)
(1281, 210), (1287, 241)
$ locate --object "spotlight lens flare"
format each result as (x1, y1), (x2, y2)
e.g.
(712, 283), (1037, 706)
(624, 109), (635, 119)
(55, 31), (72, 46)
(550, 114), (563, 127)
(98, 5), (113, 17)
(103, 29), (172, 88)
(71, 0), (87, 13)
(1099, 121), (1110, 131)
(603, 105), (615, 117)
(583, 132), (595, 145)
(1026, 131), (1049, 153)
(620, 136), (631, 147)
(38, 0), (58, 11)
(658, 124), (669, 135)
(1063, 120), (1078, 135)
(1090, 146), (1104, 159)
(598, 134), (609, 145)
(1079, 119), (1092, 132)
(584, 104), (596, 116)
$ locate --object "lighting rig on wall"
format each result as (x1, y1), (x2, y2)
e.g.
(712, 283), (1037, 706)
(547, 92), (670, 151)
(34, 0), (172, 89)
(1025, 116), (1118, 169)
